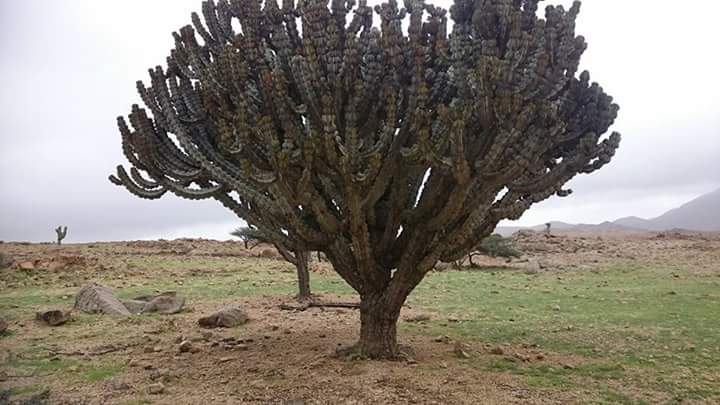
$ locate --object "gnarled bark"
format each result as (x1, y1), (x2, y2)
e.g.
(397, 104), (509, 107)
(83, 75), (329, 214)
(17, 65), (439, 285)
(358, 293), (403, 358)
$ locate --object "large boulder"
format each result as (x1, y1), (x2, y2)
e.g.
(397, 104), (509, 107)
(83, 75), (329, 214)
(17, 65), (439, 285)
(74, 283), (131, 315)
(198, 306), (249, 328)
(36, 309), (71, 326)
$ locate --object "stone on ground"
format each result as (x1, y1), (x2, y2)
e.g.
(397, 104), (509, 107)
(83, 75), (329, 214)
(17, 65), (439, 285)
(119, 299), (147, 315)
(135, 292), (185, 314)
(404, 313), (431, 322)
(0, 316), (7, 333)
(74, 283), (131, 315)
(198, 306), (249, 328)
(18, 261), (35, 271)
(148, 382), (165, 394)
(35, 309), (71, 326)
(178, 340), (193, 353)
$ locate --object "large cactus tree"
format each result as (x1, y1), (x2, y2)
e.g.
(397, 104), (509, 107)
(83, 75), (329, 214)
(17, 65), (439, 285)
(110, 0), (621, 358)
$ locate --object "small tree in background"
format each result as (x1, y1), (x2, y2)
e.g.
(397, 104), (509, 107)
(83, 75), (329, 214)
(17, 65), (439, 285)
(55, 226), (67, 245)
(231, 227), (312, 302)
(467, 234), (522, 267)
(232, 226), (265, 250)
(110, 0), (621, 358)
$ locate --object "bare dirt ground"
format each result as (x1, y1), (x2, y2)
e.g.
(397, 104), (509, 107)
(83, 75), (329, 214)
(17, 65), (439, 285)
(1, 231), (719, 404)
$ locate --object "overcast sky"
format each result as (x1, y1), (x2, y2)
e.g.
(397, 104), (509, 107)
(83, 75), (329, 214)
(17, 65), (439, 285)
(1, 0), (718, 243)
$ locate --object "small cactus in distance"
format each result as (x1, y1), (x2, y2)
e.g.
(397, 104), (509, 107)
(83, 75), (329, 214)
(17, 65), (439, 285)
(55, 226), (67, 245)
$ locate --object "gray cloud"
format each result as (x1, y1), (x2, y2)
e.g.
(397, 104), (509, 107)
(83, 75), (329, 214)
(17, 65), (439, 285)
(1, 0), (718, 241)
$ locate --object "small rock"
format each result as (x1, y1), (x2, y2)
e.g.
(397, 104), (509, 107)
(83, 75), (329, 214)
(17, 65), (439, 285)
(136, 292), (186, 314)
(0, 316), (8, 334)
(404, 314), (431, 323)
(128, 359), (140, 367)
(149, 368), (170, 381)
(535, 354), (545, 361)
(107, 378), (130, 391)
(562, 364), (574, 370)
(148, 382), (165, 395)
(179, 340), (193, 353)
(552, 305), (561, 311)
(453, 342), (471, 359)
(68, 365), (79, 372)
(489, 346), (504, 355)
(0, 371), (8, 382)
(219, 357), (234, 363)
(433, 335), (451, 344)
(35, 309), (71, 326)
(198, 306), (249, 328)
(18, 261), (35, 271)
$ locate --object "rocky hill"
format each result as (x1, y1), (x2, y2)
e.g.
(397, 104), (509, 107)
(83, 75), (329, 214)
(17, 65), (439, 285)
(498, 187), (720, 235)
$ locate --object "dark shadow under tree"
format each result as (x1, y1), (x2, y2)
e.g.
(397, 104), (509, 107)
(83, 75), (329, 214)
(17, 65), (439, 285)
(110, 0), (621, 358)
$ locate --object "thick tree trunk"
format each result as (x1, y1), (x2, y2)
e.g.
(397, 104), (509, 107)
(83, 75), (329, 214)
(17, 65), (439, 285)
(295, 251), (311, 302)
(358, 294), (403, 359)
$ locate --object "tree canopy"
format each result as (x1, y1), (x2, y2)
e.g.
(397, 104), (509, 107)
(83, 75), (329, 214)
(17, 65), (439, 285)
(110, 0), (620, 358)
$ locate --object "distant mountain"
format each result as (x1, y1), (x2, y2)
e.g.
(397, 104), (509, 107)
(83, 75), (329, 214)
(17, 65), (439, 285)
(612, 216), (653, 229)
(496, 188), (720, 235)
(644, 188), (720, 231)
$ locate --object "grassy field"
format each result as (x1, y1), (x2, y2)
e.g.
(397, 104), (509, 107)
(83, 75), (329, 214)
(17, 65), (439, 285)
(1, 241), (719, 404)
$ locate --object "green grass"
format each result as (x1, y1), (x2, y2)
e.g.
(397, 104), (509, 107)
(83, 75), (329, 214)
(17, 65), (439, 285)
(596, 389), (649, 405)
(80, 362), (126, 382)
(5, 384), (44, 397)
(400, 263), (720, 402)
(5, 344), (125, 384)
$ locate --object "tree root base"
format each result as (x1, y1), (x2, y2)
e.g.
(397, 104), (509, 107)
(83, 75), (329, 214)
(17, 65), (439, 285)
(279, 300), (360, 311)
(330, 342), (415, 361)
